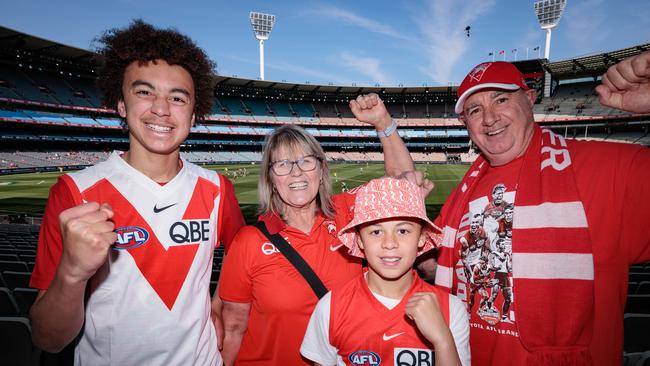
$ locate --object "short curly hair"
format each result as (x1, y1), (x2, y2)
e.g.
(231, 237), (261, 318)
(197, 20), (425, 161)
(95, 19), (215, 121)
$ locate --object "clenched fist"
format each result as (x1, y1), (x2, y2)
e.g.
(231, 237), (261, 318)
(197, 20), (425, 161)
(349, 93), (393, 131)
(596, 51), (650, 114)
(58, 202), (117, 283)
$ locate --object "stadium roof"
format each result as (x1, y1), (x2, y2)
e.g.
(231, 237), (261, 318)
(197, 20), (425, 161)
(545, 43), (650, 79)
(2, 25), (649, 95)
(214, 75), (454, 95)
(0, 25), (99, 74)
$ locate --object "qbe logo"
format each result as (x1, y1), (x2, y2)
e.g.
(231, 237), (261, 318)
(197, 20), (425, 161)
(114, 226), (149, 250)
(169, 220), (210, 244)
(393, 348), (435, 366)
(349, 350), (381, 366)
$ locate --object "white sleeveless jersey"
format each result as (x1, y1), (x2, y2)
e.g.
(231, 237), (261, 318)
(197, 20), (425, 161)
(66, 152), (223, 366)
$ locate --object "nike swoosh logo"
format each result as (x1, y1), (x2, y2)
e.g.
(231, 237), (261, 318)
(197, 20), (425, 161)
(153, 203), (177, 213)
(330, 243), (344, 251)
(382, 332), (405, 341)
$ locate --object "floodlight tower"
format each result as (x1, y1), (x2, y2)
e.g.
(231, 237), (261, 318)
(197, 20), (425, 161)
(249, 12), (276, 81)
(534, 0), (567, 97)
(534, 0), (567, 59)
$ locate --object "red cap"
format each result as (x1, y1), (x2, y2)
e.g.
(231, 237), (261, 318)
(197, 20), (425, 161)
(455, 61), (529, 114)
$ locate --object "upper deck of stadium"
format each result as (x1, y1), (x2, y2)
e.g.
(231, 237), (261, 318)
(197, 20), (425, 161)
(1, 25), (649, 172)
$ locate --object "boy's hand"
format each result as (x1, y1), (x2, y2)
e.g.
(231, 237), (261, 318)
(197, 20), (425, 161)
(405, 292), (454, 347)
(58, 202), (116, 283)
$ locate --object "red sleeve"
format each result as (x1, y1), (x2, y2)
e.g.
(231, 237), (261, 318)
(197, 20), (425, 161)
(622, 146), (650, 263)
(331, 191), (357, 232)
(29, 176), (80, 290)
(218, 226), (257, 303)
(217, 175), (245, 254)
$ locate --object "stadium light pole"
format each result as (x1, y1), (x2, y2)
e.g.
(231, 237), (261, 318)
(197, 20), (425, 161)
(249, 12), (276, 81)
(534, 0), (566, 59)
(534, 0), (567, 97)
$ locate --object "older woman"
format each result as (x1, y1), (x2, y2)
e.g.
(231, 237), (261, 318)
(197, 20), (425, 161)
(218, 94), (417, 365)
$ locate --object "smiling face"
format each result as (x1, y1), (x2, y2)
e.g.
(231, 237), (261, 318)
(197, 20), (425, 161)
(270, 146), (323, 215)
(460, 89), (537, 166)
(118, 59), (195, 157)
(358, 218), (424, 288)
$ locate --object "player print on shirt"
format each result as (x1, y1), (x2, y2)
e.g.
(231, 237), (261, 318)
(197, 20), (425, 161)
(459, 214), (490, 285)
(457, 183), (515, 326)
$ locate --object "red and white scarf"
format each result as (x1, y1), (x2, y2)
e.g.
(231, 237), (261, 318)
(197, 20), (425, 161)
(435, 125), (594, 365)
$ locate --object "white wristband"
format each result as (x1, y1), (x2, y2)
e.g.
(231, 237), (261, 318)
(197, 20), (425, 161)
(376, 119), (398, 138)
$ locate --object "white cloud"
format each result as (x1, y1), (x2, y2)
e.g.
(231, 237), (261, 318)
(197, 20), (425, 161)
(221, 53), (351, 84)
(514, 26), (545, 60)
(308, 4), (411, 42)
(414, 0), (496, 84)
(338, 51), (391, 85)
(563, 0), (608, 56)
(272, 61), (354, 85)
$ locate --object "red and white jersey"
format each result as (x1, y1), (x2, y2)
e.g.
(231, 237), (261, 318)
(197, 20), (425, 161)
(31, 151), (244, 366)
(301, 271), (470, 366)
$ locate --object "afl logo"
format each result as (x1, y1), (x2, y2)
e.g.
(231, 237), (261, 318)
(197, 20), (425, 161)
(349, 350), (381, 366)
(114, 226), (149, 250)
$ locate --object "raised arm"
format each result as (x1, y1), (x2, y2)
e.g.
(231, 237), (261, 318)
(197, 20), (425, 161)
(30, 202), (116, 352)
(350, 93), (414, 176)
(596, 51), (650, 113)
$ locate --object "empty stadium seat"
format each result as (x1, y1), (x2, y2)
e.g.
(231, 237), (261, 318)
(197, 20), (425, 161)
(637, 282), (650, 295)
(624, 352), (648, 366)
(0, 260), (30, 273)
(211, 269), (220, 282)
(0, 316), (38, 366)
(631, 273), (650, 282)
(0, 254), (19, 261)
(0, 288), (19, 317)
(630, 282), (639, 294)
(624, 314), (650, 353)
(13, 288), (38, 317)
(626, 295), (650, 314)
(210, 281), (217, 297)
(1, 271), (31, 290)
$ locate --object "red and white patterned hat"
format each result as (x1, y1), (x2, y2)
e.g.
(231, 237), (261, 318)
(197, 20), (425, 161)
(338, 177), (442, 258)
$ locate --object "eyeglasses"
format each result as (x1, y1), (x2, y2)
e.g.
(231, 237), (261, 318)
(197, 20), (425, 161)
(270, 155), (321, 176)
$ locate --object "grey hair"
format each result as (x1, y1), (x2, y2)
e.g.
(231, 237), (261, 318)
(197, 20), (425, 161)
(258, 124), (334, 218)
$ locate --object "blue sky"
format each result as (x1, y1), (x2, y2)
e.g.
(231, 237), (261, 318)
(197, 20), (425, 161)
(1, 0), (648, 86)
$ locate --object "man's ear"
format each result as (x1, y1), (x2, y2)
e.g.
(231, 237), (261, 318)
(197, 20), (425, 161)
(525, 89), (537, 107)
(191, 113), (196, 127)
(117, 100), (127, 118)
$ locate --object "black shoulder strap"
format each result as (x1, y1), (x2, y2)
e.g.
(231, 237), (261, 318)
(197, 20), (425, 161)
(253, 221), (328, 299)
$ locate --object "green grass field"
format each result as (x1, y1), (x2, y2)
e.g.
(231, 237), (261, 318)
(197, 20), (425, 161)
(0, 163), (469, 221)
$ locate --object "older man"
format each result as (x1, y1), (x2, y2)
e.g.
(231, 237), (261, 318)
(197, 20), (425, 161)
(433, 53), (650, 365)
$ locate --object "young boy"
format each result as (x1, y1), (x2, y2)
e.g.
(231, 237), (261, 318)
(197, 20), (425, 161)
(300, 177), (470, 366)
(28, 20), (245, 365)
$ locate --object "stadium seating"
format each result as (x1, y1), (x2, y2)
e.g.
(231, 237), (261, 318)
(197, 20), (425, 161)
(0, 316), (38, 366)
(625, 314), (650, 353)
(626, 295), (650, 314)
(0, 288), (19, 317)
(637, 282), (650, 295)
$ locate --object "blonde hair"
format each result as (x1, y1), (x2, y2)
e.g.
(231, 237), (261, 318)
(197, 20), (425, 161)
(258, 124), (334, 218)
